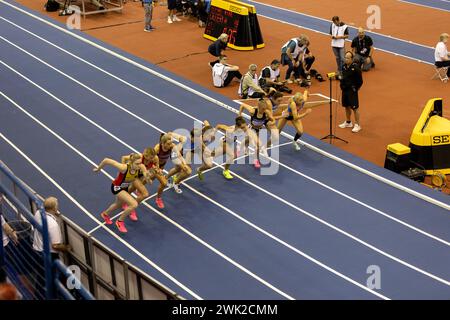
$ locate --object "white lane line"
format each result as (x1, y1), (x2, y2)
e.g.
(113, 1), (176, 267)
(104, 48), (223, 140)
(233, 93), (337, 103)
(257, 13), (434, 65)
(0, 90), (295, 300)
(397, 0), (450, 12)
(86, 141), (292, 235)
(260, 150), (450, 247)
(0, 130), (202, 300)
(181, 183), (389, 299)
(0, 90), (389, 300)
(1, 58), (447, 288)
(2, 35), (447, 250)
(248, 0), (438, 48)
(0, 16), (200, 125)
(224, 166), (450, 286)
(0, 13), (446, 211)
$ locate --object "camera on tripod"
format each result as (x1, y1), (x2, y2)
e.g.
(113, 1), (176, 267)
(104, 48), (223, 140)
(320, 71), (348, 144)
(327, 72), (337, 79)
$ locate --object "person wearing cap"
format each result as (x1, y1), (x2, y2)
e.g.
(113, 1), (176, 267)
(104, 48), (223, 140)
(351, 27), (375, 71)
(259, 59), (292, 94)
(434, 33), (450, 78)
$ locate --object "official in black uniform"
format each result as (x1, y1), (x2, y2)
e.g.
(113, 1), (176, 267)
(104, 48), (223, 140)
(338, 51), (363, 133)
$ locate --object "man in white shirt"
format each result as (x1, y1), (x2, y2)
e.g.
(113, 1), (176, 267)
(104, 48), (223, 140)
(435, 33), (450, 78)
(212, 55), (242, 88)
(33, 197), (70, 260)
(330, 16), (349, 77)
(32, 197), (71, 298)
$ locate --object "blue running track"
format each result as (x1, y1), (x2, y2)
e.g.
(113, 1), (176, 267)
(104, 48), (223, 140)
(0, 0), (449, 299)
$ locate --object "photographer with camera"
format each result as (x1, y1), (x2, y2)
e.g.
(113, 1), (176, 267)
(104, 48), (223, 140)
(338, 51), (363, 133)
(280, 35), (309, 84)
(259, 60), (292, 94)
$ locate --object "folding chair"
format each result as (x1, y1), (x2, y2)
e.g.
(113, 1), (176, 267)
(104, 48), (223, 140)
(431, 66), (449, 83)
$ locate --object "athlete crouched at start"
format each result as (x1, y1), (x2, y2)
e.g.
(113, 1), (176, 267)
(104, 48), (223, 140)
(94, 153), (149, 233)
(155, 132), (192, 194)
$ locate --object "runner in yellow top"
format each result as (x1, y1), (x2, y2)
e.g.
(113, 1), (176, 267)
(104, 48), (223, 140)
(94, 153), (148, 233)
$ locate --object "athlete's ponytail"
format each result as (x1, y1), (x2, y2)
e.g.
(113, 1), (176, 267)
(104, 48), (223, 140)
(160, 133), (172, 145)
(127, 153), (141, 165)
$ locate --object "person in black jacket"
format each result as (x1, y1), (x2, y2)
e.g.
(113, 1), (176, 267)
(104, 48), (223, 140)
(338, 51), (363, 133)
(351, 28), (375, 71)
(208, 33), (228, 67)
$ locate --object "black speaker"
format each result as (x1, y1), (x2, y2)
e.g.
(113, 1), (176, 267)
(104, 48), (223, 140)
(384, 144), (411, 173)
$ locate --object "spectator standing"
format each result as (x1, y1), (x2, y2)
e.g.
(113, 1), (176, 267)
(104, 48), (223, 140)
(143, 0), (156, 32)
(212, 55), (242, 88)
(435, 33), (450, 78)
(33, 197), (70, 261)
(32, 197), (71, 298)
(197, 0), (209, 27)
(351, 27), (375, 71)
(167, 0), (182, 23)
(338, 51), (364, 133)
(330, 16), (349, 76)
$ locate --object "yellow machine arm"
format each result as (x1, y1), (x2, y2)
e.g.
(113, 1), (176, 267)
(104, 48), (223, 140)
(409, 98), (450, 174)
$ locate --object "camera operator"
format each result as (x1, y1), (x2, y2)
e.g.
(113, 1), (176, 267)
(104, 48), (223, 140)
(338, 51), (363, 133)
(280, 35), (309, 83)
(259, 60), (292, 94)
